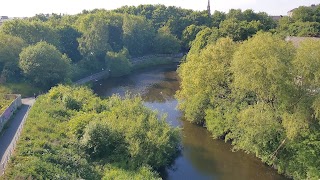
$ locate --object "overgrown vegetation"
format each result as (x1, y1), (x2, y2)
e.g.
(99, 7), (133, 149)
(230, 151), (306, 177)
(3, 85), (180, 179)
(177, 33), (320, 179)
(0, 95), (14, 114)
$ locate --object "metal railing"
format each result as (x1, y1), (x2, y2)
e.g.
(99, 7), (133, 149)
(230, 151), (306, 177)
(0, 104), (31, 175)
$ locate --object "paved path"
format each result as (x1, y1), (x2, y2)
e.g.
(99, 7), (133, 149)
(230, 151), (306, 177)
(0, 97), (35, 175)
(75, 71), (109, 85)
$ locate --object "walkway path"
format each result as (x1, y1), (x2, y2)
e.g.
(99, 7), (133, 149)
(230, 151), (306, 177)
(0, 97), (35, 175)
(75, 70), (109, 85)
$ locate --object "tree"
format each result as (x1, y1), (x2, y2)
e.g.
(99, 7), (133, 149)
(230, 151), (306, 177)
(78, 18), (112, 60)
(231, 32), (295, 103)
(219, 18), (263, 41)
(228, 103), (284, 162)
(0, 33), (26, 82)
(19, 42), (71, 88)
(0, 33), (26, 64)
(181, 25), (207, 50)
(57, 25), (82, 62)
(153, 26), (181, 54)
(188, 27), (220, 54)
(122, 15), (155, 56)
(81, 121), (127, 159)
(1, 19), (59, 47)
(106, 48), (132, 77)
(211, 10), (226, 27)
(177, 38), (237, 125)
(288, 21), (320, 37)
(292, 6), (315, 22)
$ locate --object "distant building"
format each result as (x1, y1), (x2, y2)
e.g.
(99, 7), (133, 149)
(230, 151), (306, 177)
(285, 36), (320, 47)
(0, 16), (8, 20)
(0, 16), (9, 26)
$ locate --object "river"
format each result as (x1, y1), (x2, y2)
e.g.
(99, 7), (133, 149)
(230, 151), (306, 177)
(92, 64), (287, 180)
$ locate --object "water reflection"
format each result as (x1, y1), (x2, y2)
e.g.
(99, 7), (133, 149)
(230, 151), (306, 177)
(92, 64), (287, 180)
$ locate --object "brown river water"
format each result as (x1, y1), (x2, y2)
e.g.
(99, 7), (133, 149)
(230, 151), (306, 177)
(92, 64), (288, 180)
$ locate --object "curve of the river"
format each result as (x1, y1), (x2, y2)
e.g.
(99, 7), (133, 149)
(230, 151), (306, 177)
(92, 64), (287, 180)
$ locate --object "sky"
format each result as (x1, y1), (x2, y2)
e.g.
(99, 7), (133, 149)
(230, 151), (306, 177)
(1, 0), (319, 17)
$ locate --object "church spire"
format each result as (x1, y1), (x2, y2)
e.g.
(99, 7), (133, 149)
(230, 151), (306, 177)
(207, 0), (211, 16)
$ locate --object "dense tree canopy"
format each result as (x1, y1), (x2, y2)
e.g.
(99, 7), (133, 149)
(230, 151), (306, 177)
(153, 26), (181, 54)
(1, 19), (60, 46)
(19, 42), (71, 88)
(177, 32), (320, 179)
(122, 15), (155, 56)
(277, 4), (320, 37)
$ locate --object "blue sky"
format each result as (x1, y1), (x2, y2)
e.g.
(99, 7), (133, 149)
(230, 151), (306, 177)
(1, 0), (319, 17)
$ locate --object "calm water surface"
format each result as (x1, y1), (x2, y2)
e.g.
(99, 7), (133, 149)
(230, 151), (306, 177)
(92, 64), (287, 180)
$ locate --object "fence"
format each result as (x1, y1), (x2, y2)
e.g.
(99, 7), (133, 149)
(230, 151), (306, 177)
(0, 94), (22, 133)
(0, 101), (30, 175)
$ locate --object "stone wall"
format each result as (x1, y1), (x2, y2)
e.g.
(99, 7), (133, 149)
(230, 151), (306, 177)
(0, 94), (22, 132)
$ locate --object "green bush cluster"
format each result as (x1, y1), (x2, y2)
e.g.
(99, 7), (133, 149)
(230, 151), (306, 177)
(4, 85), (180, 179)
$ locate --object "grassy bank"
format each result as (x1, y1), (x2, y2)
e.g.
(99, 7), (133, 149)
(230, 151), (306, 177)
(0, 83), (41, 98)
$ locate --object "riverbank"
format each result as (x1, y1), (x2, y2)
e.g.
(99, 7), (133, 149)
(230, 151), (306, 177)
(92, 64), (287, 180)
(75, 54), (182, 85)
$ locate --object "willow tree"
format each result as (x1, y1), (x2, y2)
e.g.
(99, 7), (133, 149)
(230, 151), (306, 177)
(231, 32), (295, 106)
(177, 37), (237, 126)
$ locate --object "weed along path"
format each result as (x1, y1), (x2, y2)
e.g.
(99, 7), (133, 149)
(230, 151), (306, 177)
(0, 97), (35, 175)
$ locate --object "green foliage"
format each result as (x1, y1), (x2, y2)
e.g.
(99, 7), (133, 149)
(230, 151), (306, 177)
(231, 32), (295, 102)
(292, 6), (316, 22)
(0, 33), (26, 65)
(78, 18), (112, 60)
(277, 5), (320, 37)
(81, 120), (127, 159)
(219, 18), (263, 41)
(102, 165), (160, 180)
(1, 19), (59, 46)
(188, 27), (220, 54)
(153, 26), (181, 54)
(211, 10), (226, 27)
(0, 82), (41, 97)
(179, 31), (320, 179)
(177, 37), (237, 125)
(96, 94), (180, 169)
(0, 95), (14, 114)
(4, 85), (180, 179)
(57, 25), (82, 62)
(228, 103), (284, 162)
(122, 15), (155, 56)
(106, 48), (132, 77)
(288, 21), (320, 37)
(293, 39), (320, 90)
(19, 42), (71, 88)
(0, 33), (26, 82)
(181, 25), (207, 50)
